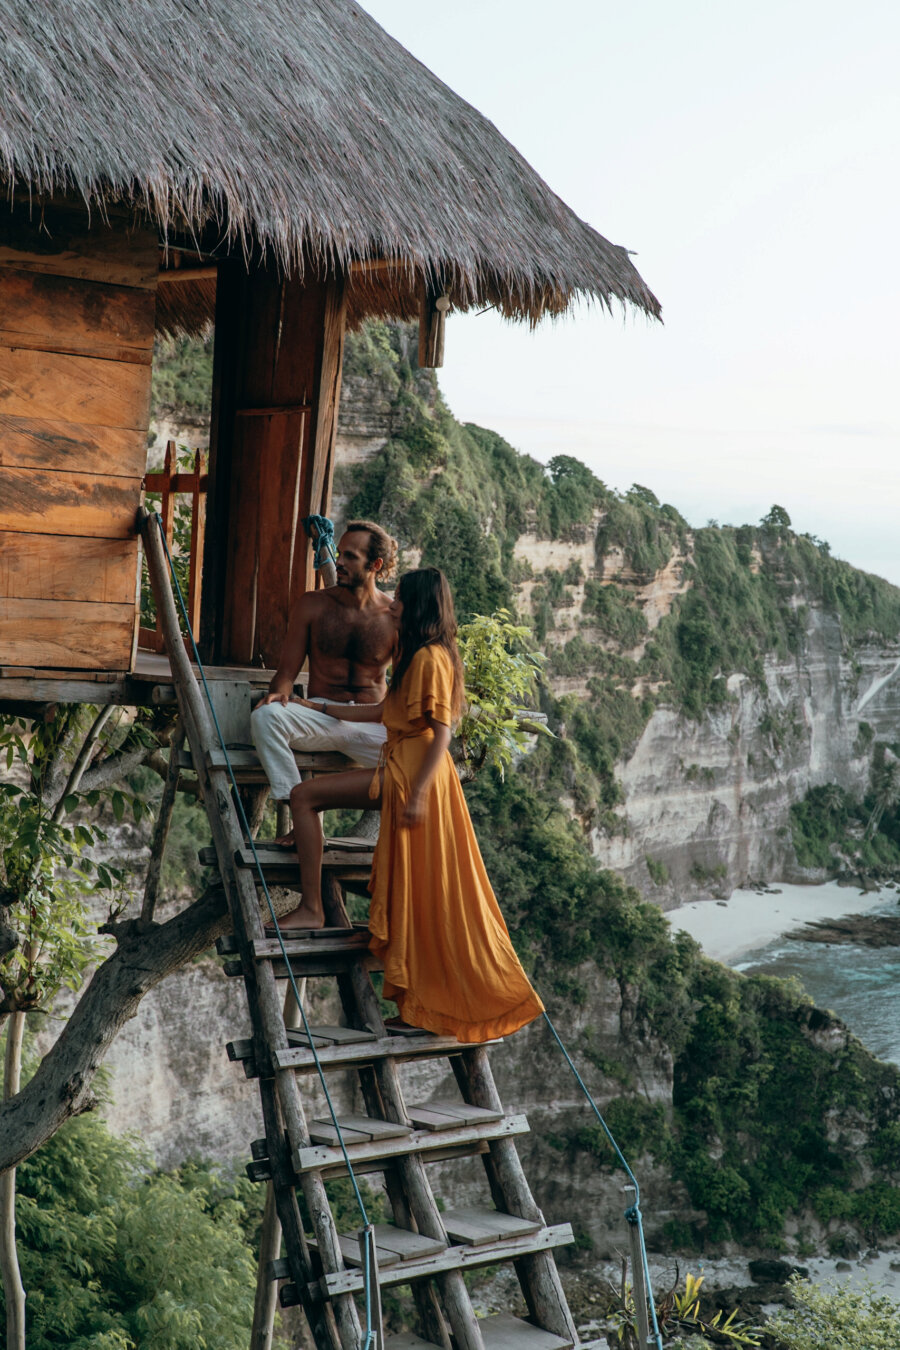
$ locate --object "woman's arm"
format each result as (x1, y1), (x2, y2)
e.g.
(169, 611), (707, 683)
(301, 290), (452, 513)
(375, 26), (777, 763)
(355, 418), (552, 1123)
(400, 713), (451, 827)
(295, 698), (385, 723)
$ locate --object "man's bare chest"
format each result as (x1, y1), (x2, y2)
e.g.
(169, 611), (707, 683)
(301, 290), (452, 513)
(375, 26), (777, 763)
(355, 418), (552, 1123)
(313, 608), (393, 664)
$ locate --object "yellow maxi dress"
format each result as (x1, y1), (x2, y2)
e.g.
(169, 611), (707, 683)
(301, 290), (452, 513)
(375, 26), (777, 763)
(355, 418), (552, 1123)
(368, 644), (544, 1043)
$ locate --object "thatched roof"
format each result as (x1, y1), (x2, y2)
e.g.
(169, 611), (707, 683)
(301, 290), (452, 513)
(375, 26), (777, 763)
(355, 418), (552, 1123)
(0, 0), (660, 325)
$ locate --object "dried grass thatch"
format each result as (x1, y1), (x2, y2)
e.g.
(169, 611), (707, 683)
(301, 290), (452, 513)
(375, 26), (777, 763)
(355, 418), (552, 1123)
(0, 0), (660, 324)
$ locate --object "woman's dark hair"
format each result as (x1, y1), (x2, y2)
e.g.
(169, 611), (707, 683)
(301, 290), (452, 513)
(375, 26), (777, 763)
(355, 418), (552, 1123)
(391, 567), (464, 721)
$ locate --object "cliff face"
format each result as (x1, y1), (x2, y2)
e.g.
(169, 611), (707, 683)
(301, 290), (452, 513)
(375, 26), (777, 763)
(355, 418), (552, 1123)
(592, 601), (900, 903)
(333, 368), (900, 904)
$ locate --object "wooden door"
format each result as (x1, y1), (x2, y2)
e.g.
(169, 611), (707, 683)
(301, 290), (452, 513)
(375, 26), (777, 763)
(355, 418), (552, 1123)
(201, 261), (346, 669)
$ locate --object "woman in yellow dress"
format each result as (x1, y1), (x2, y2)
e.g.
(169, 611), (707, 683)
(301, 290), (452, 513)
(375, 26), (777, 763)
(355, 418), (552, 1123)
(283, 566), (544, 1043)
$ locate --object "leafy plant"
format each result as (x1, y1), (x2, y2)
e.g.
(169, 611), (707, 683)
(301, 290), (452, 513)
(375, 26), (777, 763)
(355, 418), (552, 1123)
(766, 1275), (899, 1350)
(456, 611), (550, 776)
(604, 1268), (760, 1348)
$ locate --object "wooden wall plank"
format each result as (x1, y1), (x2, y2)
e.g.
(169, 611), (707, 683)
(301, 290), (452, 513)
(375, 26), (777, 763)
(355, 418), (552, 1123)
(0, 532), (138, 604)
(0, 347), (151, 429)
(0, 414), (146, 477)
(0, 268), (155, 362)
(0, 467), (141, 538)
(0, 207), (158, 288)
(0, 598), (136, 670)
(256, 411), (306, 661)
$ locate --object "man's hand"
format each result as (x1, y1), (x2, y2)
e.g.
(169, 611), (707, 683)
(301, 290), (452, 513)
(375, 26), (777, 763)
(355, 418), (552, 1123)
(256, 687), (295, 708)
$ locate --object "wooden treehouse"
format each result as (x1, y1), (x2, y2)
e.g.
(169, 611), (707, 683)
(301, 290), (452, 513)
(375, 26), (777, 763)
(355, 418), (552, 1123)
(0, 2), (661, 1348)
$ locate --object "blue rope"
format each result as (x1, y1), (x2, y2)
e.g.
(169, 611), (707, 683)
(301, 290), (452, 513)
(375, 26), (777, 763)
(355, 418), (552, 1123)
(303, 515), (337, 571)
(543, 1012), (664, 1350)
(154, 515), (376, 1350)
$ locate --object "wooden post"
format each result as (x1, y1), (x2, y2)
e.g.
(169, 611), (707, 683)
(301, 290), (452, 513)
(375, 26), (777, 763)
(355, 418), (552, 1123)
(418, 280), (449, 368)
(0, 1012), (26, 1350)
(251, 982), (307, 1350)
(623, 1186), (651, 1349)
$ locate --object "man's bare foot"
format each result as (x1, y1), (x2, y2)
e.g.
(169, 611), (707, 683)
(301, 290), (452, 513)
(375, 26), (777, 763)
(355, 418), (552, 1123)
(266, 901), (325, 932)
(273, 830), (295, 849)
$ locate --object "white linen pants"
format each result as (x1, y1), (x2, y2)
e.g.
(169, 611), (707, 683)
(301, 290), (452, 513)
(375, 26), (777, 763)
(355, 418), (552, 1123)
(251, 700), (387, 801)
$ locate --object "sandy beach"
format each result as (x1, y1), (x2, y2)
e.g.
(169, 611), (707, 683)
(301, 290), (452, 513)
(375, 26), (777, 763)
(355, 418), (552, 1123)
(670, 880), (897, 964)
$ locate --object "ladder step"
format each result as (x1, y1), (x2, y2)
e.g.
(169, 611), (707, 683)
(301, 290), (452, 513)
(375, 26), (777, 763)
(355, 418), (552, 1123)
(442, 1206), (542, 1246)
(320, 1225), (446, 1267)
(180, 747), (353, 780)
(316, 1222), (574, 1299)
(480, 1314), (574, 1350)
(294, 1113), (529, 1177)
(385, 1319), (575, 1350)
(216, 926), (370, 958)
(287, 1025), (378, 1048)
(273, 1033), (497, 1074)
(407, 1101), (503, 1131)
(198, 844), (374, 878)
(309, 1114), (411, 1146)
(222, 952), (383, 980)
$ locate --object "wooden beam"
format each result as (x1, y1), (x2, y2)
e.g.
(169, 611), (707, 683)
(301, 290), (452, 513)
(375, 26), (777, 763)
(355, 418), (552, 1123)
(0, 347), (152, 429)
(0, 414), (147, 477)
(0, 598), (136, 670)
(157, 265), (218, 284)
(0, 532), (138, 603)
(0, 267), (155, 362)
(0, 467), (142, 538)
(0, 206), (158, 288)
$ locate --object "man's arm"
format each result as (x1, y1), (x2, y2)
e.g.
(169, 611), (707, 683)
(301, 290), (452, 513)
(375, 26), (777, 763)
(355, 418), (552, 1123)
(258, 593), (315, 706)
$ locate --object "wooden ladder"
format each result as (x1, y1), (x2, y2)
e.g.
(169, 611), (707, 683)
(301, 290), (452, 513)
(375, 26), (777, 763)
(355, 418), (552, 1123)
(141, 512), (591, 1350)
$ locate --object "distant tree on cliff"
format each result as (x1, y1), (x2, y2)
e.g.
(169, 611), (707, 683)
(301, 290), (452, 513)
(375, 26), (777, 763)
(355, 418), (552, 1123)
(762, 504), (792, 528)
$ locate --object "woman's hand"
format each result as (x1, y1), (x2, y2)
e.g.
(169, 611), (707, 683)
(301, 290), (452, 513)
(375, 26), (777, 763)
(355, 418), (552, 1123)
(399, 789), (427, 828)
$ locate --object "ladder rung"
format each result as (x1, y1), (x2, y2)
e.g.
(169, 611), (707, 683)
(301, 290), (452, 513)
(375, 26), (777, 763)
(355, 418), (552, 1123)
(442, 1206), (542, 1246)
(310, 1226), (446, 1269)
(385, 1320), (575, 1350)
(199, 844), (374, 876)
(218, 929), (370, 958)
(273, 1033), (498, 1074)
(316, 1223), (574, 1299)
(287, 1025), (378, 1048)
(407, 1101), (503, 1131)
(223, 953), (383, 980)
(179, 747), (353, 777)
(480, 1314), (574, 1350)
(309, 1113), (411, 1146)
(294, 1113), (529, 1174)
(302, 1139), (494, 1183)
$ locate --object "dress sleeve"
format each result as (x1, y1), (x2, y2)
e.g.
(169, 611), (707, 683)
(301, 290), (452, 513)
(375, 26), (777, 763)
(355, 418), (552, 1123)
(404, 646), (454, 726)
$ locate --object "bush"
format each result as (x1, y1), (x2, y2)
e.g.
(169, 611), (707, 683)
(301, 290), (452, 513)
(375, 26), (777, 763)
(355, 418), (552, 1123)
(9, 1111), (262, 1349)
(767, 1276), (900, 1350)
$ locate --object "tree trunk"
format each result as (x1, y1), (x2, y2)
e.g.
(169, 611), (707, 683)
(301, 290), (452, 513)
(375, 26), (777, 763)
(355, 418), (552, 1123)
(0, 1011), (26, 1350)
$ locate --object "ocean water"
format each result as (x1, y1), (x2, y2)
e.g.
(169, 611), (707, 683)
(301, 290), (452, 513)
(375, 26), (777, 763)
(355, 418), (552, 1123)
(734, 894), (900, 1066)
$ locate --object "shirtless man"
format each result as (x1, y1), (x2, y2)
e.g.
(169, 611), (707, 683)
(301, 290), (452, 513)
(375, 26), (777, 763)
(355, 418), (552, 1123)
(251, 521), (397, 853)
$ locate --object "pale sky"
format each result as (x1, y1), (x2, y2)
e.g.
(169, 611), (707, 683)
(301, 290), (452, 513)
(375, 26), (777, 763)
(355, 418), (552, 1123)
(362, 0), (900, 585)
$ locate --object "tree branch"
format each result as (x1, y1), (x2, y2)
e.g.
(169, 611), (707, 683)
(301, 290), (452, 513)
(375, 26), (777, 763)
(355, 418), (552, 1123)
(78, 744), (156, 795)
(49, 705), (116, 821)
(0, 887), (230, 1174)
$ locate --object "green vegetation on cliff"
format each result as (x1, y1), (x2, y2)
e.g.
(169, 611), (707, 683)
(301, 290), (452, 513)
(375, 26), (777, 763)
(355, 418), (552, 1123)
(145, 325), (900, 1254)
(338, 322), (900, 825)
